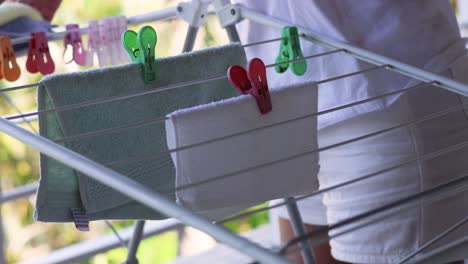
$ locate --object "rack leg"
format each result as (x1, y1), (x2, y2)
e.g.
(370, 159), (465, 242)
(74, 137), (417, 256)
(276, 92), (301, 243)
(224, 24), (240, 42)
(122, 220), (146, 264)
(213, 0), (241, 42)
(0, 192), (5, 264)
(182, 26), (199, 53)
(285, 197), (315, 264)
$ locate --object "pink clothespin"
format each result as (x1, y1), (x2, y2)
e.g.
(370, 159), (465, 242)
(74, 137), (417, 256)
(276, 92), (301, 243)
(86, 20), (100, 67)
(26, 32), (55, 75)
(64, 24), (86, 66)
(228, 58), (272, 114)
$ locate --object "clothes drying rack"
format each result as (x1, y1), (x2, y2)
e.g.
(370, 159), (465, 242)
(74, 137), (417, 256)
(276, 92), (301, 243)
(1, 1), (468, 264)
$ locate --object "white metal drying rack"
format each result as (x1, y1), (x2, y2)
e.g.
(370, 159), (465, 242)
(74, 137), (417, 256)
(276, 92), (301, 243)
(0, 1), (468, 264)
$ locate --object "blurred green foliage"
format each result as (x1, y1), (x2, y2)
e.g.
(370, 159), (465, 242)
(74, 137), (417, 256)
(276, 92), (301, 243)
(84, 231), (178, 264)
(223, 205), (269, 234)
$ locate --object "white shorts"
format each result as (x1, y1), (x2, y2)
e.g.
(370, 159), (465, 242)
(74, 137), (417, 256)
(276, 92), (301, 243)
(270, 38), (468, 263)
(271, 90), (468, 263)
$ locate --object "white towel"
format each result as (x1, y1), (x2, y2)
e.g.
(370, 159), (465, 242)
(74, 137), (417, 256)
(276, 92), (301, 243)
(166, 81), (320, 217)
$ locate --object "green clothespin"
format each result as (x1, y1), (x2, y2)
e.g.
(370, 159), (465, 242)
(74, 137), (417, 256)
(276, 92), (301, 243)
(275, 26), (307, 76)
(122, 30), (140, 62)
(122, 25), (157, 83)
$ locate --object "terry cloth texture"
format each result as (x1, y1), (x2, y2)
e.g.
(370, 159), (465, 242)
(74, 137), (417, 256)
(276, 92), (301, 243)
(36, 43), (246, 222)
(166, 81), (319, 219)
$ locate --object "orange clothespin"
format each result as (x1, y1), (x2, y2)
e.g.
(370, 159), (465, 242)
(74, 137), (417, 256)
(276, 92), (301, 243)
(0, 36), (21, 82)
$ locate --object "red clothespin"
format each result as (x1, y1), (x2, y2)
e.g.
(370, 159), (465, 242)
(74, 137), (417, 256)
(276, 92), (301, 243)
(26, 32), (55, 75)
(0, 36), (21, 82)
(64, 24), (86, 66)
(228, 58), (272, 114)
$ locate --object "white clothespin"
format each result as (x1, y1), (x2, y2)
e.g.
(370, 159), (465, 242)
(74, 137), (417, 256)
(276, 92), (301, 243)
(86, 20), (100, 67)
(116, 15), (129, 63)
(98, 18), (112, 67)
(107, 17), (121, 65)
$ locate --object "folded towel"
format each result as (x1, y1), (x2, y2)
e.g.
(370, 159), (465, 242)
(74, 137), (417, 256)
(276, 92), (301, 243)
(36, 43), (246, 222)
(166, 81), (320, 218)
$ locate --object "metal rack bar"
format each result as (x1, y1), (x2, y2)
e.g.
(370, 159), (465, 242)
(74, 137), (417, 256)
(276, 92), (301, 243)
(218, 139), (468, 225)
(407, 237), (468, 264)
(123, 220), (146, 264)
(3, 49), (340, 121)
(284, 197), (315, 264)
(247, 175), (468, 264)
(213, 0), (241, 42)
(0, 184), (4, 264)
(23, 219), (183, 264)
(182, 26), (199, 53)
(10, 7), (178, 46)
(0, 118), (290, 264)
(156, 100), (468, 203)
(238, 5), (468, 98)
(399, 215), (468, 264)
(1, 2), (467, 263)
(51, 68), (418, 145)
(278, 174), (468, 257)
(104, 221), (128, 249)
(0, 83), (37, 93)
(0, 36), (291, 96)
(239, 7), (468, 262)
(0, 182), (38, 203)
(0, 81), (447, 223)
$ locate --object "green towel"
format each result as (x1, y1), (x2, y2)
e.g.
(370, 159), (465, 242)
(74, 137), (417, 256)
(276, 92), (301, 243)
(36, 43), (246, 222)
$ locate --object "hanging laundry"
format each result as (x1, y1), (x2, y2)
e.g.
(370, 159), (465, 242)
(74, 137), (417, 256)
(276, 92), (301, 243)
(165, 81), (319, 218)
(35, 43), (246, 222)
(26, 31), (55, 75)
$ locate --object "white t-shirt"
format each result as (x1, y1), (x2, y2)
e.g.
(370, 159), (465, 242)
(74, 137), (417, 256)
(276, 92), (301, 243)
(234, 0), (461, 129)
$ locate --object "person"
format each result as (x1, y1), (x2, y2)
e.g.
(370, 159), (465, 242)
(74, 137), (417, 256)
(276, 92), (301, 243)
(1, 0), (62, 21)
(235, 1), (468, 263)
(0, 0), (62, 52)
